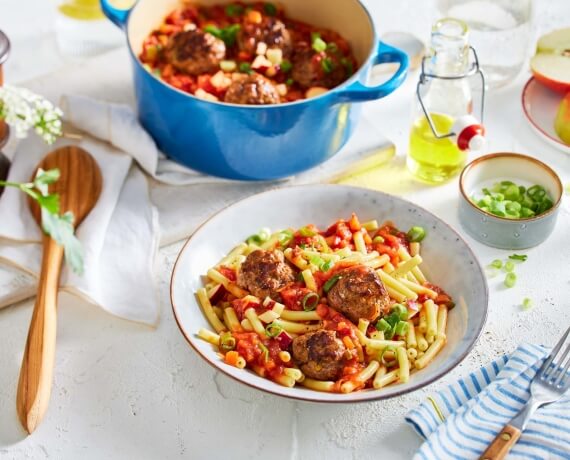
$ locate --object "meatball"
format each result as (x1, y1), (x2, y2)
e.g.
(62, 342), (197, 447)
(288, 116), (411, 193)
(224, 73), (280, 105)
(237, 249), (295, 299)
(292, 330), (346, 381)
(326, 265), (390, 324)
(291, 46), (347, 89)
(238, 16), (292, 56)
(166, 29), (225, 76)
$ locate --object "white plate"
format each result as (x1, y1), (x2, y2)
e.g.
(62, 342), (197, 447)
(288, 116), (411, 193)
(170, 185), (488, 402)
(522, 77), (570, 154)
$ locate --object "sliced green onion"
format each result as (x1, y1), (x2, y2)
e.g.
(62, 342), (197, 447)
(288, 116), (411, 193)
(391, 303), (408, 320)
(239, 62), (252, 74)
(323, 274), (341, 293)
(373, 235), (385, 244)
(246, 234), (262, 244)
(286, 77), (294, 85)
(379, 346), (397, 366)
(265, 322), (283, 338)
(326, 42), (339, 53)
(312, 37), (327, 53)
(280, 59), (292, 73)
(220, 331), (236, 351)
(522, 297), (533, 310)
(504, 184), (520, 201)
(302, 292), (319, 311)
(263, 2), (277, 15)
(278, 229), (294, 246)
(407, 226), (426, 242)
(310, 31), (321, 43)
(394, 320), (409, 336)
(299, 226), (316, 237)
(321, 57), (333, 73)
(375, 318), (391, 333)
(504, 272), (517, 288)
(321, 259), (333, 272)
(490, 259), (503, 269)
(258, 343), (269, 362)
(340, 57), (353, 76)
(504, 261), (515, 272)
(508, 254), (527, 262)
(309, 255), (325, 268)
(225, 3), (244, 16)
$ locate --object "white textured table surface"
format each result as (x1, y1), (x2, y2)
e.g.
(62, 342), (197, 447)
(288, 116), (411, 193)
(1, 1), (569, 459)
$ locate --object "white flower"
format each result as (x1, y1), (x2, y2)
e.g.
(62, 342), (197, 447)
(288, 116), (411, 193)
(0, 85), (63, 144)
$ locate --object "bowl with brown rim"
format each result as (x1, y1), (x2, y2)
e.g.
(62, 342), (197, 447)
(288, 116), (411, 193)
(458, 153), (563, 249)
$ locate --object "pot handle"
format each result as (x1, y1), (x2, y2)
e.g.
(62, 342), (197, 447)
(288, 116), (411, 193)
(334, 41), (409, 103)
(100, 0), (131, 30)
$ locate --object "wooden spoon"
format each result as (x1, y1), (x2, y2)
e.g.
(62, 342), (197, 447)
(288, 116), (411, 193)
(17, 146), (102, 433)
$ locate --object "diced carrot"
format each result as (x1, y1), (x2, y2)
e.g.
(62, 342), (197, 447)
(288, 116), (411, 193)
(342, 336), (355, 350)
(246, 10), (262, 23)
(225, 351), (240, 367)
(348, 213), (361, 232)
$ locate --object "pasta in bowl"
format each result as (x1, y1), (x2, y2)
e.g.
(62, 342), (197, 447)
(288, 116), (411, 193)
(170, 185), (488, 402)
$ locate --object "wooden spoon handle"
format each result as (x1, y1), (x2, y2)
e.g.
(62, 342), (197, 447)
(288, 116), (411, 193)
(479, 424), (522, 460)
(17, 235), (64, 434)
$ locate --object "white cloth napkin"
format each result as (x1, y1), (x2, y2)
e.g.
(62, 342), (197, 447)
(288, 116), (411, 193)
(0, 130), (160, 326)
(406, 343), (570, 460)
(0, 94), (393, 324)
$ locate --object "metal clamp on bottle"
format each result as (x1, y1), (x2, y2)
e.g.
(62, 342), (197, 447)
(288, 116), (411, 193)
(416, 45), (486, 150)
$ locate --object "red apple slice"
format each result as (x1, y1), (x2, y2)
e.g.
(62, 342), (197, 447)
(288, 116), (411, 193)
(531, 54), (570, 93)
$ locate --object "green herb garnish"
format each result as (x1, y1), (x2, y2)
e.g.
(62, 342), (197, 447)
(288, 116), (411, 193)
(263, 2), (277, 16)
(407, 226), (426, 243)
(204, 24), (241, 47)
(0, 168), (84, 274)
(225, 4), (244, 16)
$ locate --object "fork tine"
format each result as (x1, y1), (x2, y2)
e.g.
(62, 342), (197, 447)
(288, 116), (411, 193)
(540, 326), (570, 380)
(550, 343), (570, 383)
(553, 345), (570, 388)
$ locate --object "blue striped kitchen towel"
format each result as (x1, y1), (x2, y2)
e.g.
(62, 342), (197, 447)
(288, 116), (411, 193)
(405, 343), (570, 460)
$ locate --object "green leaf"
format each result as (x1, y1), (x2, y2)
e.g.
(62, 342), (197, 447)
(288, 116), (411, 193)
(36, 193), (60, 215)
(41, 209), (84, 275)
(34, 168), (60, 188)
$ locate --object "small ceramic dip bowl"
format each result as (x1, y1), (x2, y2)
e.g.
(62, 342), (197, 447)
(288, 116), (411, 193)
(459, 153), (563, 249)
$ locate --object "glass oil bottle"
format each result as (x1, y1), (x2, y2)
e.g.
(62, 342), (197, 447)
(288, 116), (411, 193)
(407, 18), (486, 183)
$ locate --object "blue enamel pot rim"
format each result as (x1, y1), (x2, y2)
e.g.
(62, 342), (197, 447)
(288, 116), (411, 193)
(107, 0), (398, 109)
(459, 152), (563, 223)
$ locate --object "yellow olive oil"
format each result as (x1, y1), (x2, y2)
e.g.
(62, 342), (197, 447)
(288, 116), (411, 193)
(407, 113), (466, 184)
(58, 0), (105, 20)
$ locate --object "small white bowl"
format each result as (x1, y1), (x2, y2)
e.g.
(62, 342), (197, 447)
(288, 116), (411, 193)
(459, 153), (563, 249)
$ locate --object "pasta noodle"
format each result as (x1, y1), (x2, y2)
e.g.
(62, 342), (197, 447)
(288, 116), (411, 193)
(194, 214), (452, 394)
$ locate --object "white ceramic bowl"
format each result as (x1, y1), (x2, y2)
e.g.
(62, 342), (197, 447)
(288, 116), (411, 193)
(459, 153), (563, 250)
(170, 185), (488, 402)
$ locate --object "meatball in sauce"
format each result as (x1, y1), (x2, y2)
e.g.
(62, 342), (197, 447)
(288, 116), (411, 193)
(238, 16), (292, 56)
(326, 265), (391, 324)
(224, 73), (281, 105)
(291, 45), (348, 89)
(292, 330), (347, 381)
(237, 249), (295, 300)
(166, 29), (226, 75)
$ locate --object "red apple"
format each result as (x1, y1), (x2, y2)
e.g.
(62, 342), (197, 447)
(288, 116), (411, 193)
(530, 28), (570, 94)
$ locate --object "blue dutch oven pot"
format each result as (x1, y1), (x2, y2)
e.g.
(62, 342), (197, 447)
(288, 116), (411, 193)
(101, 0), (409, 180)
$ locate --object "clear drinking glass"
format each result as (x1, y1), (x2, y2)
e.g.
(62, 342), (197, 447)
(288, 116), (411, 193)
(436, 0), (533, 89)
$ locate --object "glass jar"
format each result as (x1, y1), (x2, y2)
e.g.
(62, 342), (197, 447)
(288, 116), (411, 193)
(407, 18), (485, 184)
(437, 0), (533, 89)
(55, 0), (124, 57)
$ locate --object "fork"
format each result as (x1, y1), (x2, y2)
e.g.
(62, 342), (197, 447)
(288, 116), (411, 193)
(480, 326), (570, 460)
